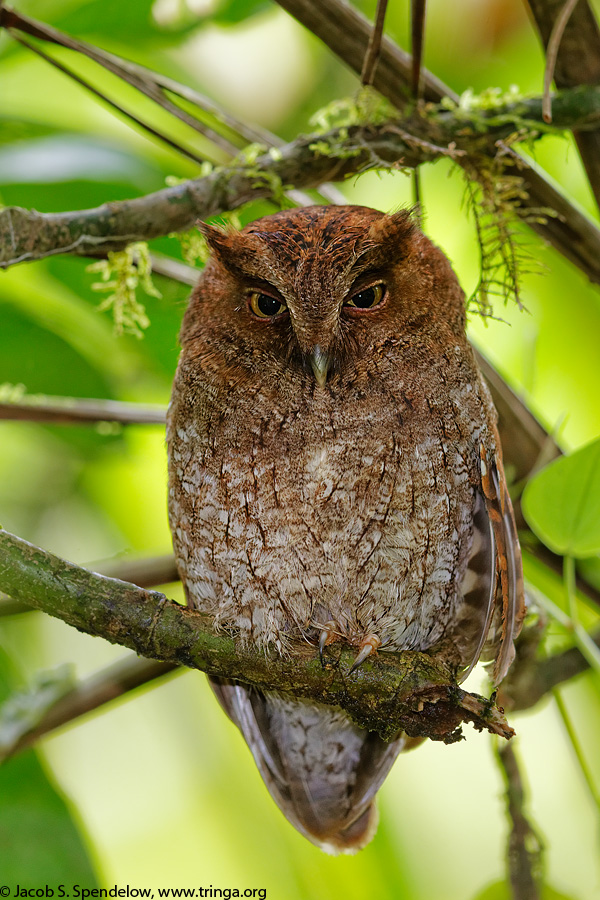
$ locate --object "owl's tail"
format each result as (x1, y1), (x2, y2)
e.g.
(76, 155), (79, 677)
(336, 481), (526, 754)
(209, 677), (406, 854)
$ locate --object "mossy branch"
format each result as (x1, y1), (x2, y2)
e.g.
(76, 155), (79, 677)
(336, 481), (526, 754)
(0, 528), (512, 744)
(275, 0), (600, 293)
(2, 85), (600, 277)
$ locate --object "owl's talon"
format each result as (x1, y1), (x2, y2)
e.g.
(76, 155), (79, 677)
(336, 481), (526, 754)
(349, 634), (382, 674)
(318, 621), (338, 666)
(318, 632), (328, 666)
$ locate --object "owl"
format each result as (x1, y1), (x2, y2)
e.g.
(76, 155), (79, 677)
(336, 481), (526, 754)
(166, 205), (524, 854)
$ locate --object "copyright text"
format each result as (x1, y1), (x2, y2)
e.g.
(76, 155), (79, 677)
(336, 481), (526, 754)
(1, 888), (266, 900)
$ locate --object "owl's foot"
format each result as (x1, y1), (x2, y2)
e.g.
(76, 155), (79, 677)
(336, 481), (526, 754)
(349, 634), (382, 674)
(319, 621), (340, 666)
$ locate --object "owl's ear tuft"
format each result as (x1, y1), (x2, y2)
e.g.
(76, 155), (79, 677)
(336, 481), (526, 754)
(198, 221), (262, 273)
(198, 221), (236, 256)
(367, 209), (415, 252)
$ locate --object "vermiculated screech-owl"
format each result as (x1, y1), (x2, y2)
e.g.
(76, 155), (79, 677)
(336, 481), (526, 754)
(166, 205), (524, 853)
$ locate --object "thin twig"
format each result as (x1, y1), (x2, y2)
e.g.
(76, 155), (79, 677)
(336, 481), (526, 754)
(543, 0), (582, 122)
(527, 0), (600, 211)
(4, 88), (600, 272)
(0, 655), (179, 761)
(150, 253), (198, 286)
(0, 397), (166, 425)
(10, 35), (215, 166)
(0, 4), (265, 151)
(496, 741), (543, 900)
(360, 0), (389, 86)
(275, 0), (600, 287)
(410, 0), (426, 222)
(275, 0), (455, 103)
(412, 170), (422, 225)
(0, 4), (346, 208)
(410, 0), (427, 99)
(94, 553), (179, 588)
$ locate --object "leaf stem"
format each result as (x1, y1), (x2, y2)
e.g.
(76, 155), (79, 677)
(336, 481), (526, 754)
(553, 686), (600, 814)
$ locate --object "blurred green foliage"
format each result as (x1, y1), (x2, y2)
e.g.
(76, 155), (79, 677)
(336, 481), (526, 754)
(0, 651), (98, 887)
(1, 1), (600, 899)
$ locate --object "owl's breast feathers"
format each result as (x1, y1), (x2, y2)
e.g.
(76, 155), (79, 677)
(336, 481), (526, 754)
(168, 343), (500, 665)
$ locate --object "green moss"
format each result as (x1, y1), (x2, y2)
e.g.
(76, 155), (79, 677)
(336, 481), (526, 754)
(461, 139), (552, 318)
(310, 86), (397, 132)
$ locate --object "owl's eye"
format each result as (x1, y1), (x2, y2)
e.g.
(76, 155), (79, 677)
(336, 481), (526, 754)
(248, 291), (287, 318)
(345, 283), (385, 310)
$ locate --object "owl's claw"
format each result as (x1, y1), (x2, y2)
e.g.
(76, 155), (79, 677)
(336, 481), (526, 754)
(349, 634), (382, 674)
(318, 632), (328, 666)
(318, 621), (338, 666)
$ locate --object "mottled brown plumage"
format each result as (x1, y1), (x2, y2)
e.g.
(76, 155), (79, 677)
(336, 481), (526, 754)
(166, 205), (524, 853)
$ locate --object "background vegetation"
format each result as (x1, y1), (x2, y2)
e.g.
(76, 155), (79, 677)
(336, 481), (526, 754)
(1, 0), (600, 898)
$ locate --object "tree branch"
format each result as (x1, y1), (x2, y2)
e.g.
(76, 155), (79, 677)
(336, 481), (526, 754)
(3, 88), (600, 273)
(275, 0), (600, 285)
(526, 0), (600, 211)
(276, 0), (455, 104)
(505, 626), (600, 711)
(0, 527), (513, 744)
(1, 528), (598, 754)
(360, 0), (389, 86)
(95, 553), (179, 588)
(496, 741), (543, 900)
(0, 553), (179, 613)
(0, 655), (178, 761)
(0, 396), (166, 425)
(0, 3), (269, 155)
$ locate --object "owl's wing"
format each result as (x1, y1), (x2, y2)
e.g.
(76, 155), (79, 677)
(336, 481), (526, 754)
(450, 448), (525, 685)
(452, 488), (497, 683)
(480, 448), (526, 684)
(209, 676), (406, 854)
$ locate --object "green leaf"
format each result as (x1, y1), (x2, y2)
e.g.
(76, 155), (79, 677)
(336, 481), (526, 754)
(522, 438), (600, 558)
(0, 751), (99, 887)
(0, 651), (98, 887)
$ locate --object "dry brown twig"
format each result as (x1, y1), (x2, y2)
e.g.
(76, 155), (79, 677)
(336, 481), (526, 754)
(543, 0), (582, 122)
(360, 0), (389, 86)
(497, 742), (544, 900)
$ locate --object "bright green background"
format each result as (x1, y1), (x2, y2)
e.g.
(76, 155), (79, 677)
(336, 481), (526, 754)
(1, 1), (599, 898)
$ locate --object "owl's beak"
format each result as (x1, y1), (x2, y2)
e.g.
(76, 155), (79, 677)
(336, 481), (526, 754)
(309, 346), (331, 387)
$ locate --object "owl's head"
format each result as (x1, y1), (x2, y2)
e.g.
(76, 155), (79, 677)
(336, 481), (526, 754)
(181, 205), (466, 389)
